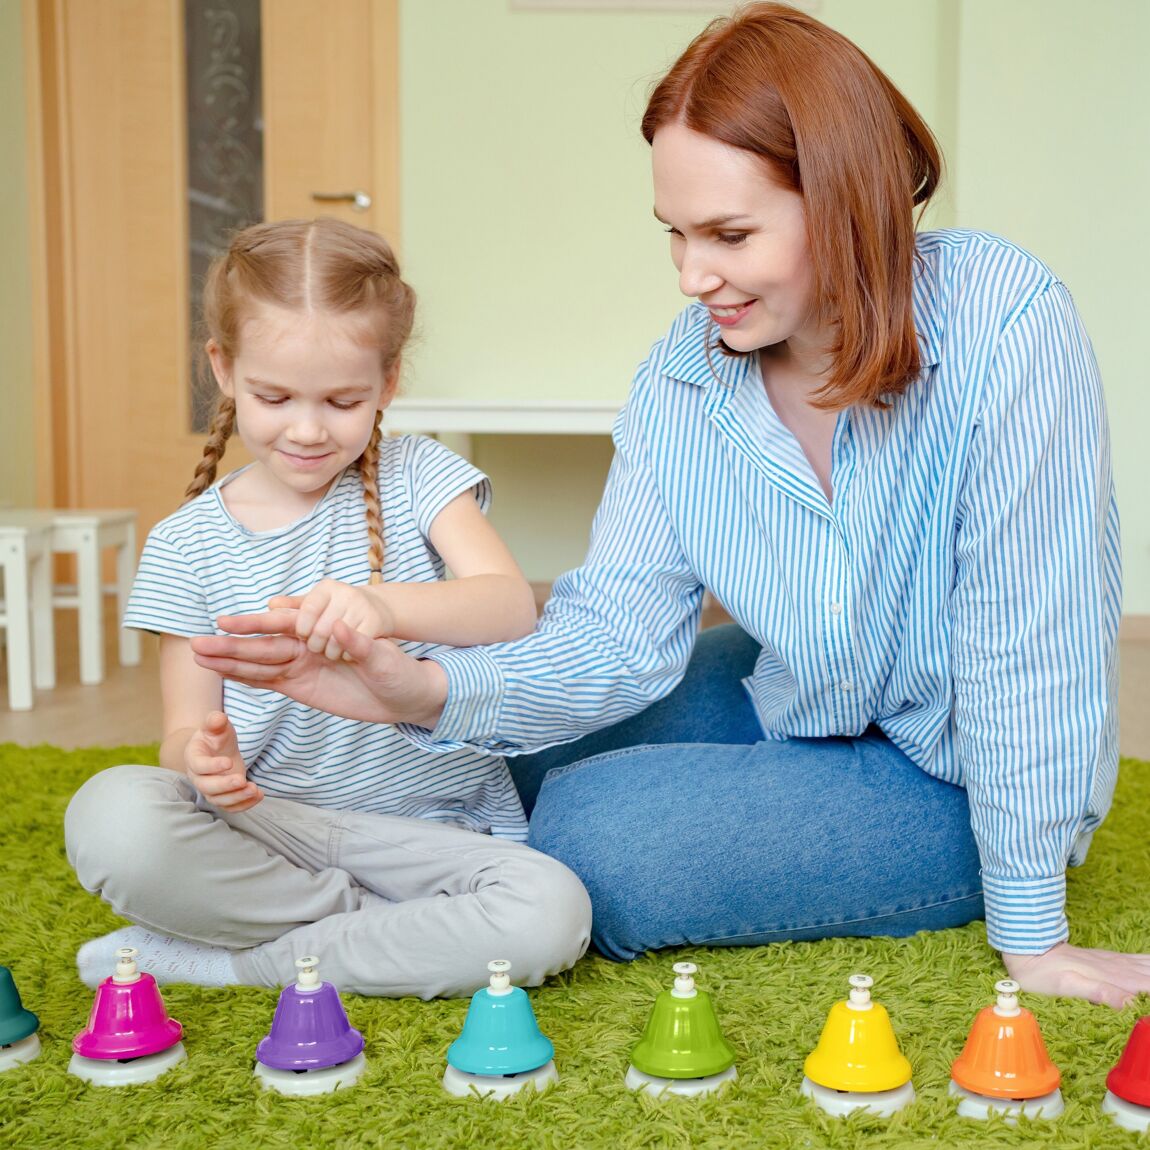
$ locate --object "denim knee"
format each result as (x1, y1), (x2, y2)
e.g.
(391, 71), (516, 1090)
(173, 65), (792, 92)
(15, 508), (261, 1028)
(526, 736), (986, 963)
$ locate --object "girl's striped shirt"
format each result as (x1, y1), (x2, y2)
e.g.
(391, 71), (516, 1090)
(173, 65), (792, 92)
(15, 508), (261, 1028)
(125, 434), (527, 842)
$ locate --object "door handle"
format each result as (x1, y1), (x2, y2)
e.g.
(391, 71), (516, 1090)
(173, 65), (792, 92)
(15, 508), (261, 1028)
(310, 190), (372, 212)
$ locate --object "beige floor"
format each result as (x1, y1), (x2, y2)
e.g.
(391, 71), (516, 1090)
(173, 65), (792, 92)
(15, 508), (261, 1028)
(2, 596), (1149, 759)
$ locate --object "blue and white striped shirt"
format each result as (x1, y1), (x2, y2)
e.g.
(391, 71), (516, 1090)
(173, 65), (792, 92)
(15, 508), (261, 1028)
(125, 434), (527, 841)
(413, 230), (1121, 954)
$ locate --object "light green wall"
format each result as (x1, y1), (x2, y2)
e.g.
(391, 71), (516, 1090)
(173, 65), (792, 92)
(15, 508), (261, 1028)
(953, 0), (1150, 612)
(399, 0), (956, 407)
(0, 0), (37, 509)
(399, 0), (963, 580)
(473, 432), (617, 582)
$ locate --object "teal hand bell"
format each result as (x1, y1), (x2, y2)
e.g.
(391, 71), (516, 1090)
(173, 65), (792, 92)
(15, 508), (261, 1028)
(443, 960), (558, 1099)
(0, 964), (42, 1072)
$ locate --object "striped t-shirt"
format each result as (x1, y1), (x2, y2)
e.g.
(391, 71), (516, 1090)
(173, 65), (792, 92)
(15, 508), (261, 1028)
(413, 229), (1121, 954)
(125, 434), (527, 841)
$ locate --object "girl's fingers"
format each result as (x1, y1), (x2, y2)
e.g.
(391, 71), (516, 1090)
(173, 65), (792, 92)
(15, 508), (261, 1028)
(203, 710), (229, 734)
(330, 619), (376, 662)
(196, 714), (238, 758)
(206, 783), (262, 810)
(226, 794), (263, 812)
(305, 598), (356, 652)
(305, 591), (375, 652)
(190, 763), (242, 785)
(296, 598), (327, 641)
(196, 770), (252, 794)
(295, 586), (341, 641)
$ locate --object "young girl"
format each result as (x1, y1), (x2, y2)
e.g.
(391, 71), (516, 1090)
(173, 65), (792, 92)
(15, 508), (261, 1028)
(64, 218), (591, 998)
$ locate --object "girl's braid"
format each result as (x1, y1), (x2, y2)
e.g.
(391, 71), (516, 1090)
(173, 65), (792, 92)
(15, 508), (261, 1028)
(183, 396), (236, 502)
(358, 416), (385, 583)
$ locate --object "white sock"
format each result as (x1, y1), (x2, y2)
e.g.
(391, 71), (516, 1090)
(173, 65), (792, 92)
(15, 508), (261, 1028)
(76, 926), (239, 989)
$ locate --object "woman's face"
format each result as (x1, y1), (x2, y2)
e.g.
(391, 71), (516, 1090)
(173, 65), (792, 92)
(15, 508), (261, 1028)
(652, 122), (821, 356)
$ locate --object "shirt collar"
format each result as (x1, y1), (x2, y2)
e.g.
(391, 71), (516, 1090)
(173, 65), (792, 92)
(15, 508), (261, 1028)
(661, 304), (756, 391)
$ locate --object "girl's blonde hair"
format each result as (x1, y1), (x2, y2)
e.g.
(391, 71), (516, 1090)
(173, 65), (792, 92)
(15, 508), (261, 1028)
(186, 218), (416, 582)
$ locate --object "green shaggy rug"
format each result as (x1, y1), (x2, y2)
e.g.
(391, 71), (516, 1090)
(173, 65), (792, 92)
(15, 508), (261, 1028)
(1, 744), (1149, 1150)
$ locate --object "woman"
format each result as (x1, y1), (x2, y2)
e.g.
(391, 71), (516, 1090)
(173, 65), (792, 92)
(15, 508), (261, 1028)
(192, 3), (1149, 1007)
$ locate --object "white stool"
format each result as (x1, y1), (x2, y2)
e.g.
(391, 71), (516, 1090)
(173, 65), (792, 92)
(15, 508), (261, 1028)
(50, 510), (141, 685)
(0, 512), (57, 710)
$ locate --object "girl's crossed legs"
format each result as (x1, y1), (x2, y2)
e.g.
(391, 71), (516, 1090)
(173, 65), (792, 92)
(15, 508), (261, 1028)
(511, 625), (985, 961)
(65, 768), (591, 997)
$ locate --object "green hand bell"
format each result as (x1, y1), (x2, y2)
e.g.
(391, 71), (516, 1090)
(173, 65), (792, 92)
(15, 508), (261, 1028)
(626, 962), (737, 1098)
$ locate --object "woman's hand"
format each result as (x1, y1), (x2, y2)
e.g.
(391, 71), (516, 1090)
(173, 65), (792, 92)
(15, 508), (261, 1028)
(185, 710), (264, 812)
(190, 608), (448, 728)
(270, 580), (397, 661)
(1003, 942), (1150, 1008)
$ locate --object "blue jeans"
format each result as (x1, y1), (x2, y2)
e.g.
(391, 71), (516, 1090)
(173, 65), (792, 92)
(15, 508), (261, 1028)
(509, 625), (985, 961)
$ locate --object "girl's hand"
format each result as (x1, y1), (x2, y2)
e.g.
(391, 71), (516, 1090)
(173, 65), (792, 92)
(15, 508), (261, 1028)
(270, 580), (397, 661)
(1003, 942), (1150, 1008)
(184, 710), (264, 812)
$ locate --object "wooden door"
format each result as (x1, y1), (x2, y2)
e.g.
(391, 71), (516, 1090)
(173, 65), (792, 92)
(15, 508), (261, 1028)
(27, 0), (398, 542)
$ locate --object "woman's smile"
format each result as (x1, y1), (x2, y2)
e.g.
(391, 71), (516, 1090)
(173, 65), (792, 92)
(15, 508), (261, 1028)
(706, 300), (757, 326)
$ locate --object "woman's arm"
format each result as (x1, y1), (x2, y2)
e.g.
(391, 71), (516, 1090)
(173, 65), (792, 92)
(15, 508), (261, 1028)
(399, 389), (709, 753)
(949, 282), (1146, 1004)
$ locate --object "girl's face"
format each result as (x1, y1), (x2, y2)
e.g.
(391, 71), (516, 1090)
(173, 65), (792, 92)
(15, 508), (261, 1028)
(652, 122), (823, 357)
(210, 303), (396, 507)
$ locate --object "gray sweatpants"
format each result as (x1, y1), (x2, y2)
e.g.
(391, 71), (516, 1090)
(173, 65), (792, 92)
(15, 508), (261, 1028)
(65, 765), (592, 998)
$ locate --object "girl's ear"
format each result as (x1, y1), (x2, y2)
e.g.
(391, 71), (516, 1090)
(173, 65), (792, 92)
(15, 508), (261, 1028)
(378, 358), (402, 410)
(207, 339), (234, 396)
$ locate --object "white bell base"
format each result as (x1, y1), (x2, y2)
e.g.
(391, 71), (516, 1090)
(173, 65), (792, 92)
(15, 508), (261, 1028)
(625, 1063), (737, 1098)
(443, 1059), (558, 1100)
(949, 1079), (1065, 1121)
(801, 1074), (916, 1118)
(0, 1033), (42, 1072)
(67, 1041), (186, 1087)
(1102, 1089), (1150, 1133)
(254, 1051), (367, 1097)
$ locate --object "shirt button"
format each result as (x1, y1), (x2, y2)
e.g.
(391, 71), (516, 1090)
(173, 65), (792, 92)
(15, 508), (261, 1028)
(840, 680), (854, 692)
(830, 602), (843, 615)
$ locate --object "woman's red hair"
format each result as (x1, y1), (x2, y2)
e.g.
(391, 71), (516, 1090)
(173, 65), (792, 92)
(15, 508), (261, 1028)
(642, 2), (941, 407)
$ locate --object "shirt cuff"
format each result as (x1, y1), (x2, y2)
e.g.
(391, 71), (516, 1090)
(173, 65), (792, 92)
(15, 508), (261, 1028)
(395, 646), (506, 753)
(981, 872), (1069, 954)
